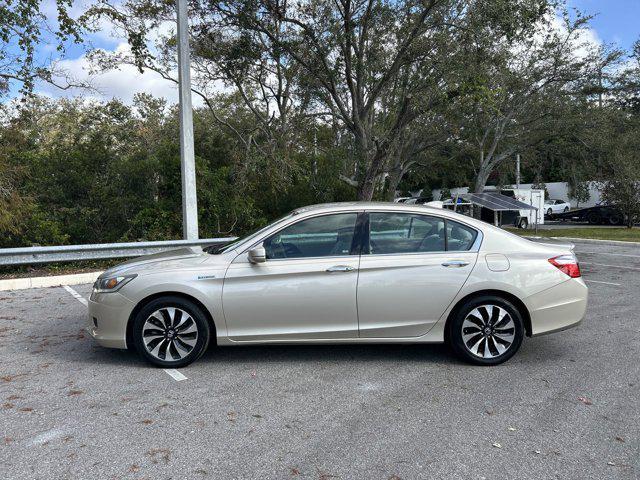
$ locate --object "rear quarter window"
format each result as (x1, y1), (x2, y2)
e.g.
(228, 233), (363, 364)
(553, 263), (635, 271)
(446, 220), (478, 251)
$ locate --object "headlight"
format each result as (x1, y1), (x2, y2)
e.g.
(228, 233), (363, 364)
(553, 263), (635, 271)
(93, 274), (137, 293)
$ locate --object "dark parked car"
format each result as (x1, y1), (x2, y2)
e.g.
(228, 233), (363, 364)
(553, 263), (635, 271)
(554, 205), (624, 225)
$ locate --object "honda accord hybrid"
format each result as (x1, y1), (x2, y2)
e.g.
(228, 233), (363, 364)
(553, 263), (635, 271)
(88, 202), (587, 367)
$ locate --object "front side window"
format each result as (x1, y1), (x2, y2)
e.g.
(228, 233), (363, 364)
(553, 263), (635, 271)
(264, 213), (358, 259)
(368, 213), (445, 254)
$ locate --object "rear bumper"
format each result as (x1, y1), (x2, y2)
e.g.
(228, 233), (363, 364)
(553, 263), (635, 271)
(87, 292), (134, 349)
(525, 278), (588, 336)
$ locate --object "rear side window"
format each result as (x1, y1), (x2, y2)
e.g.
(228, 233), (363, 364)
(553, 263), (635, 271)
(367, 213), (478, 254)
(447, 220), (478, 251)
(368, 213), (445, 254)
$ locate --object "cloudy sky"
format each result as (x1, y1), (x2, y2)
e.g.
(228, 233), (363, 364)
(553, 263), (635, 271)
(24, 0), (640, 104)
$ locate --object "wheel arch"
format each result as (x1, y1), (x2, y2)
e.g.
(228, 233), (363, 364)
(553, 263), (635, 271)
(444, 289), (532, 342)
(126, 291), (217, 350)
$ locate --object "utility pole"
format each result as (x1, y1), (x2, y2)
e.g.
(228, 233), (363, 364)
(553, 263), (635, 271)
(177, 0), (198, 239)
(515, 154), (521, 189)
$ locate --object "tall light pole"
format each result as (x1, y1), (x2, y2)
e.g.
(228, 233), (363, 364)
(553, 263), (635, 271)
(176, 0), (198, 239)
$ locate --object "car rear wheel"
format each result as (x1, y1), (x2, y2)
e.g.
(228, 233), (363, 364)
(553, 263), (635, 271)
(547, 208), (553, 216)
(608, 214), (622, 225)
(132, 296), (211, 368)
(518, 217), (528, 229)
(563, 206), (569, 213)
(448, 296), (524, 366)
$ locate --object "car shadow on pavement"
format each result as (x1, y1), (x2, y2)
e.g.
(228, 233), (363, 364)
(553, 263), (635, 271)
(197, 342), (459, 366)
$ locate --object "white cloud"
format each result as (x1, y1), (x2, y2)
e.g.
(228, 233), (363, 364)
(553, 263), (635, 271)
(35, 42), (207, 106)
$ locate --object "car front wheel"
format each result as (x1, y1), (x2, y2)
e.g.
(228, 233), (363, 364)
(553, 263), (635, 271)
(132, 296), (211, 368)
(448, 296), (524, 366)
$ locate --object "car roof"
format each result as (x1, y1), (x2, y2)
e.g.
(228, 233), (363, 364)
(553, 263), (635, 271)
(292, 201), (436, 214)
(291, 201), (485, 226)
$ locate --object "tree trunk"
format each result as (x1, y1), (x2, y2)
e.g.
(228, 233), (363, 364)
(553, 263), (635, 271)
(356, 147), (388, 200)
(357, 178), (376, 200)
(384, 168), (403, 202)
(474, 167), (490, 193)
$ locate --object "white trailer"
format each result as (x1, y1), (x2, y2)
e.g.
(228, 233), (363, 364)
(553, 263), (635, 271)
(500, 188), (545, 228)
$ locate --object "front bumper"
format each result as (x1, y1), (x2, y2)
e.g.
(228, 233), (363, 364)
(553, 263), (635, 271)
(525, 278), (588, 336)
(87, 291), (135, 349)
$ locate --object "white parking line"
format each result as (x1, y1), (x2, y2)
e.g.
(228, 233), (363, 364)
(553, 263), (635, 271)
(584, 279), (621, 286)
(163, 369), (188, 381)
(63, 285), (88, 306)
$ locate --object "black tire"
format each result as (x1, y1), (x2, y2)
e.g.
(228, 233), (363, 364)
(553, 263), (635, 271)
(448, 295), (524, 366)
(587, 212), (601, 225)
(563, 206), (569, 213)
(518, 217), (528, 229)
(547, 208), (553, 216)
(132, 296), (211, 368)
(608, 214), (622, 225)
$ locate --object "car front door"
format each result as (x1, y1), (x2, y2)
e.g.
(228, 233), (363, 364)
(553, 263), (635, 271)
(357, 211), (480, 338)
(222, 212), (362, 341)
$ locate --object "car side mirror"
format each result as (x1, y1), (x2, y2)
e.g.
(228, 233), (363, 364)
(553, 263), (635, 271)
(248, 245), (266, 264)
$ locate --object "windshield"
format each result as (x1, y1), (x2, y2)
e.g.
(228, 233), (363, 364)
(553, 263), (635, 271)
(206, 212), (296, 254)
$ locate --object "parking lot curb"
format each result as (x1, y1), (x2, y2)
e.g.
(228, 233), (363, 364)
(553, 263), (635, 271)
(0, 271), (103, 291)
(529, 236), (640, 246)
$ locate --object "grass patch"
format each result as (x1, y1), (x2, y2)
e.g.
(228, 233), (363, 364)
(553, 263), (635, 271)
(505, 227), (640, 242)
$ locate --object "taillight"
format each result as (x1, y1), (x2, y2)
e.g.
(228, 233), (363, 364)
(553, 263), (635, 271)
(548, 254), (581, 278)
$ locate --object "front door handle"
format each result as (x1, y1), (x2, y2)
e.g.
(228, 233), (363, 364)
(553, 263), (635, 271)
(326, 265), (355, 273)
(441, 260), (469, 268)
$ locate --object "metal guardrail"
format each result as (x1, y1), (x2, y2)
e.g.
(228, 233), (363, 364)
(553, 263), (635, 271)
(0, 238), (237, 266)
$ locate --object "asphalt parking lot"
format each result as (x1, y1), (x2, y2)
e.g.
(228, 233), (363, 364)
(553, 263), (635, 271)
(1, 241), (639, 479)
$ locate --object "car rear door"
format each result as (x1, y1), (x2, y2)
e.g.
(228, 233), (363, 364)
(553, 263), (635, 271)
(222, 212), (363, 341)
(357, 211), (480, 338)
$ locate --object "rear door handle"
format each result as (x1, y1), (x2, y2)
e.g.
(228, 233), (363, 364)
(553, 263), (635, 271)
(441, 260), (469, 268)
(326, 265), (355, 273)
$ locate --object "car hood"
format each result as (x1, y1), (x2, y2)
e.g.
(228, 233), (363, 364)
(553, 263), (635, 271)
(99, 247), (211, 278)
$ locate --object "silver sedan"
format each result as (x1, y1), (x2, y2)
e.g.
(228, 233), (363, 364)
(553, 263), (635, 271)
(87, 202), (587, 367)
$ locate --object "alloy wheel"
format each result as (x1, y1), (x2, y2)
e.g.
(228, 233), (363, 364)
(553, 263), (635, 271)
(142, 307), (198, 361)
(461, 305), (515, 359)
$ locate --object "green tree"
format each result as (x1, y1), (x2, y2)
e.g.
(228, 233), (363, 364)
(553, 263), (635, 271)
(568, 181), (590, 208)
(600, 130), (640, 228)
(0, 0), (87, 98)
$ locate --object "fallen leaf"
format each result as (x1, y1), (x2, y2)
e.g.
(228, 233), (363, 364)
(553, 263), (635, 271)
(492, 443), (502, 449)
(507, 427), (516, 432)
(578, 396), (593, 405)
(615, 436), (625, 443)
(128, 464), (140, 473)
